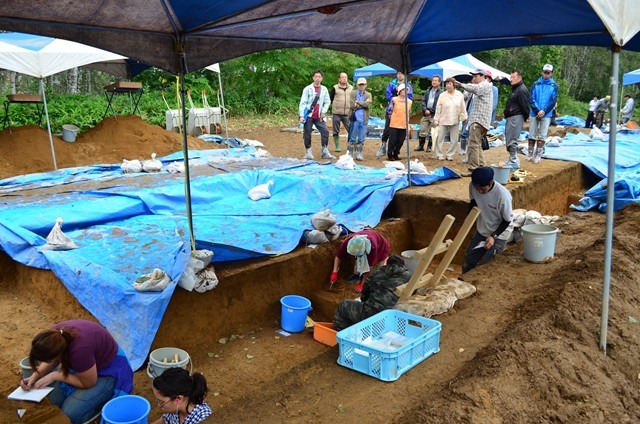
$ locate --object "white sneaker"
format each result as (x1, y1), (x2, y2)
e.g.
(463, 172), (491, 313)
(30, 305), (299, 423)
(321, 147), (335, 159)
(303, 148), (314, 160)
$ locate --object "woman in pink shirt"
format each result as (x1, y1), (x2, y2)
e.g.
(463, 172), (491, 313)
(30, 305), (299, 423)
(434, 78), (467, 161)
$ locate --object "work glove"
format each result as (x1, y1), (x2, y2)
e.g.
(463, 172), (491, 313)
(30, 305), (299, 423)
(330, 271), (338, 283)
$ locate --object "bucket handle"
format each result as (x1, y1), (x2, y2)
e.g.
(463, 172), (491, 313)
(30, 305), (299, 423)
(146, 356), (193, 379)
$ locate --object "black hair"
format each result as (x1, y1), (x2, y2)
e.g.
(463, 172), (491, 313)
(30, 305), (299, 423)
(511, 69), (522, 78)
(153, 367), (208, 407)
(387, 254), (405, 267)
(313, 69), (324, 77)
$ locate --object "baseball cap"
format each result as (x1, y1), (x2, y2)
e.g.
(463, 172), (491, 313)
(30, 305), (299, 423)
(356, 77), (367, 85)
(396, 83), (406, 93)
(469, 68), (486, 76)
(484, 70), (493, 79)
(542, 64), (554, 72)
(471, 167), (494, 186)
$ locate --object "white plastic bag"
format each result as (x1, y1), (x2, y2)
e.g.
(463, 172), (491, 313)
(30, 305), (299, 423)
(589, 127), (605, 140)
(193, 266), (219, 293)
(133, 268), (171, 292)
(310, 209), (336, 231)
(121, 159), (142, 174)
(383, 160), (405, 170)
(142, 153), (163, 172)
(325, 224), (342, 241)
(248, 180), (274, 201)
(178, 249), (214, 291)
(166, 161), (185, 173)
(304, 229), (329, 244)
(41, 218), (79, 251)
(335, 151), (355, 170)
(408, 159), (428, 174)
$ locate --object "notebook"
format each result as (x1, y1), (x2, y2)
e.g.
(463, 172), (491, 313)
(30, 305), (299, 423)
(7, 386), (54, 403)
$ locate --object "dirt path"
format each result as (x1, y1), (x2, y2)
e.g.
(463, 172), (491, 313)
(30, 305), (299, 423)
(0, 119), (638, 423)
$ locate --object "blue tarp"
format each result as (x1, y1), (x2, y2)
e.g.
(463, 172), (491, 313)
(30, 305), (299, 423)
(623, 69), (640, 86)
(539, 130), (640, 211)
(0, 148), (456, 369)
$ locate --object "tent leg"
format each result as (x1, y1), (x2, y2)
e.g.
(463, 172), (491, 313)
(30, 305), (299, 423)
(402, 48), (411, 186)
(599, 45), (621, 354)
(217, 69), (229, 140)
(40, 79), (57, 171)
(178, 72), (196, 250)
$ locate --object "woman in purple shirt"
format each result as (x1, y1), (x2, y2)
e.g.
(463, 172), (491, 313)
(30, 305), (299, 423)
(21, 319), (133, 424)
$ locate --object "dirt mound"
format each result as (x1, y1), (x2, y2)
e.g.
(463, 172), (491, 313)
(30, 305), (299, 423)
(400, 204), (640, 424)
(0, 116), (219, 179)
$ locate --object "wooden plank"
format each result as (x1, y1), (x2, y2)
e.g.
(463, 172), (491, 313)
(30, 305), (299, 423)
(417, 239), (452, 256)
(395, 273), (433, 297)
(398, 214), (455, 302)
(424, 207), (480, 290)
(7, 94), (42, 102)
(104, 81), (143, 91)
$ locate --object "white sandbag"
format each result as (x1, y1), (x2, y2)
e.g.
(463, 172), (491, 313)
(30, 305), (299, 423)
(121, 159), (142, 174)
(335, 151), (355, 170)
(310, 209), (336, 231)
(193, 249), (214, 268)
(408, 158), (428, 174)
(178, 249), (214, 291)
(41, 218), (79, 251)
(244, 138), (265, 147)
(305, 229), (329, 244)
(253, 148), (271, 158)
(133, 268), (171, 292)
(589, 127), (605, 140)
(385, 169), (406, 180)
(248, 180), (274, 201)
(166, 161), (185, 173)
(142, 153), (163, 172)
(194, 266), (219, 293)
(325, 224), (342, 241)
(383, 160), (405, 170)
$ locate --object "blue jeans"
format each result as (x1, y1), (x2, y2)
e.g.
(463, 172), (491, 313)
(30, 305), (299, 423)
(348, 120), (366, 144)
(49, 376), (115, 424)
(462, 231), (507, 273)
(529, 116), (551, 140)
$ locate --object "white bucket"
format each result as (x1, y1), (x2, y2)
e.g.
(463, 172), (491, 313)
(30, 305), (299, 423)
(19, 356), (33, 378)
(146, 347), (192, 379)
(521, 224), (559, 263)
(401, 250), (421, 275)
(491, 164), (511, 185)
(62, 124), (79, 142)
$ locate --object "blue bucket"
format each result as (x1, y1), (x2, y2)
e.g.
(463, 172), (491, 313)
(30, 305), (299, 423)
(280, 295), (312, 332)
(101, 395), (150, 424)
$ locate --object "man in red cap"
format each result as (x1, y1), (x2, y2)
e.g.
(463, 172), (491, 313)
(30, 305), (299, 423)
(462, 167), (513, 273)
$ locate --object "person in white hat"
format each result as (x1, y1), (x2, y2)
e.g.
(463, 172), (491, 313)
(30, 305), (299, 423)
(527, 64), (558, 163)
(347, 77), (372, 160)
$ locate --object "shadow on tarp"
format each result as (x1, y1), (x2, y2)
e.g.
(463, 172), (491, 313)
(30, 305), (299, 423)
(539, 130), (640, 212)
(0, 148), (456, 369)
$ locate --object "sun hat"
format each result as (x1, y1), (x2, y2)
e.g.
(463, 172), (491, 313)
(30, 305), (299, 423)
(346, 235), (372, 274)
(356, 77), (367, 85)
(396, 83), (406, 93)
(469, 68), (486, 76)
(542, 64), (554, 72)
(484, 70), (493, 79)
(471, 167), (494, 186)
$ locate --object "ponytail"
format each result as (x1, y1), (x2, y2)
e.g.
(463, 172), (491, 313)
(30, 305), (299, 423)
(29, 327), (75, 376)
(153, 368), (208, 407)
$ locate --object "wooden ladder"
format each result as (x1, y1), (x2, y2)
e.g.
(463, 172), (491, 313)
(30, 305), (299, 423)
(397, 207), (480, 301)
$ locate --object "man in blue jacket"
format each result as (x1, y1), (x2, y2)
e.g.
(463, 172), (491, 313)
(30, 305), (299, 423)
(528, 64), (558, 164)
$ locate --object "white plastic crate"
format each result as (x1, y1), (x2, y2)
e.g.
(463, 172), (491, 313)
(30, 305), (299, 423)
(336, 309), (441, 381)
(187, 107), (221, 135)
(165, 109), (182, 132)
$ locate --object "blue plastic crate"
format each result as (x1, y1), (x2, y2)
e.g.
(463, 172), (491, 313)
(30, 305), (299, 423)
(336, 309), (441, 381)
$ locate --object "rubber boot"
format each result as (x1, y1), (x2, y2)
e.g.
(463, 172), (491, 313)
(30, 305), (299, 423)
(505, 144), (520, 169)
(460, 137), (467, 155)
(526, 138), (536, 161)
(426, 137), (433, 152)
(321, 146), (336, 159)
(333, 136), (341, 152)
(533, 140), (545, 164)
(347, 142), (355, 157)
(376, 141), (387, 158)
(355, 144), (364, 161)
(303, 148), (314, 160)
(414, 136), (425, 151)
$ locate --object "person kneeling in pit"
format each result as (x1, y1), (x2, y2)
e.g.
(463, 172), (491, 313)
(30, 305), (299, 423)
(333, 254), (411, 331)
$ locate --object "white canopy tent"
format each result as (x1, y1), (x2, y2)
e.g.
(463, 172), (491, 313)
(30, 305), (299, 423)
(0, 32), (126, 170)
(205, 63), (229, 139)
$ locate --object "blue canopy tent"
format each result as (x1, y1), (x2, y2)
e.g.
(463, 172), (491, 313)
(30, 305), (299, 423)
(623, 69), (640, 86)
(353, 58), (473, 81)
(0, 0), (639, 356)
(353, 62), (395, 79)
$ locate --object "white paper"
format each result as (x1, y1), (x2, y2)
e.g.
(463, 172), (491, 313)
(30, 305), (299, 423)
(473, 241), (487, 250)
(7, 386), (54, 403)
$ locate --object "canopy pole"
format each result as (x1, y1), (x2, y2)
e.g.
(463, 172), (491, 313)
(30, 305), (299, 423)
(178, 70), (196, 251)
(217, 68), (229, 139)
(40, 79), (57, 171)
(599, 44), (621, 354)
(402, 47), (412, 186)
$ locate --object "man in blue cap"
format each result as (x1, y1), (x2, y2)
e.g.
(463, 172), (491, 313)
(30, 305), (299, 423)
(462, 167), (513, 273)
